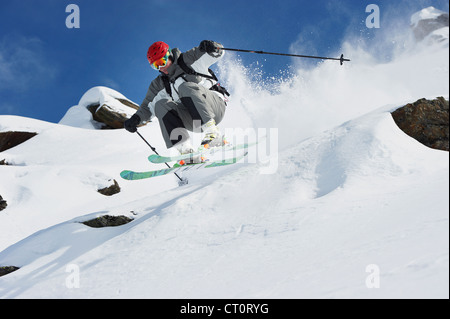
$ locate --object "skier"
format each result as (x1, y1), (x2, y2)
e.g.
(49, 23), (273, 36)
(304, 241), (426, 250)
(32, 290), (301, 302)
(124, 40), (230, 164)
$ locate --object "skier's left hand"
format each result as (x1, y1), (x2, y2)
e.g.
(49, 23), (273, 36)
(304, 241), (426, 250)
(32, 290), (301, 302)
(199, 40), (222, 54)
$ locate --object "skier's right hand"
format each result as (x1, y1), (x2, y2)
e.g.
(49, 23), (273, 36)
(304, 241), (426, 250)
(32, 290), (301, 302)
(124, 114), (141, 133)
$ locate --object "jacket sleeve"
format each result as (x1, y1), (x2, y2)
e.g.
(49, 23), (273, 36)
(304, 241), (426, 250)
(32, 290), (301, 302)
(135, 77), (170, 122)
(182, 41), (225, 76)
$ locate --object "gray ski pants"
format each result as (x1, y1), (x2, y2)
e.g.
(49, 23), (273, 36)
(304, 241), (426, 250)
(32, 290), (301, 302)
(154, 82), (226, 149)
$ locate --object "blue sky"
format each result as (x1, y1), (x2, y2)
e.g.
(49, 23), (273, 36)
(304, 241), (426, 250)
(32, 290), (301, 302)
(0, 0), (448, 123)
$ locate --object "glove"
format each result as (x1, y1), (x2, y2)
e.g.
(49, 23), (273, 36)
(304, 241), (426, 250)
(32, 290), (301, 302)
(199, 40), (222, 54)
(124, 114), (141, 133)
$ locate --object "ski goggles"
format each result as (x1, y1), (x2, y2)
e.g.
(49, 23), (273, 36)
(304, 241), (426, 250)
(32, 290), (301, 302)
(150, 50), (171, 70)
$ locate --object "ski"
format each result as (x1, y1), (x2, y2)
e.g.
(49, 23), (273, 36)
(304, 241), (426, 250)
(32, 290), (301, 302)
(121, 152), (248, 181)
(148, 141), (258, 164)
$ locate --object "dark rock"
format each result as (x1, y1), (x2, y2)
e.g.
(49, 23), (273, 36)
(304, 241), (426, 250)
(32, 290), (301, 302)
(0, 131), (37, 152)
(0, 195), (7, 211)
(93, 104), (129, 129)
(87, 98), (141, 130)
(391, 97), (449, 151)
(117, 98), (140, 110)
(86, 103), (101, 117)
(0, 266), (20, 277)
(0, 159), (10, 165)
(82, 215), (133, 228)
(98, 179), (121, 196)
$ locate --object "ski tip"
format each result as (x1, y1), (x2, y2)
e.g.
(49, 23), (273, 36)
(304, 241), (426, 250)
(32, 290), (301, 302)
(120, 170), (133, 180)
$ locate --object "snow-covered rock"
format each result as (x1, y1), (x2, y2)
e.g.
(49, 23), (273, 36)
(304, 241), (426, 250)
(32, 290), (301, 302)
(411, 6), (449, 44)
(59, 86), (141, 130)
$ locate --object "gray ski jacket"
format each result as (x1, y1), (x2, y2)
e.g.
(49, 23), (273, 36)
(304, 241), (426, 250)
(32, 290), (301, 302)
(136, 41), (225, 122)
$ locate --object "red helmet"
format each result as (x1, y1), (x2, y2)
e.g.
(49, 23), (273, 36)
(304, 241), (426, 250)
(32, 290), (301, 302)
(147, 41), (170, 64)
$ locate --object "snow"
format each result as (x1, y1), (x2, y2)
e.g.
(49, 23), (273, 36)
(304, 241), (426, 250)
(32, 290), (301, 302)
(0, 115), (56, 134)
(0, 8), (449, 299)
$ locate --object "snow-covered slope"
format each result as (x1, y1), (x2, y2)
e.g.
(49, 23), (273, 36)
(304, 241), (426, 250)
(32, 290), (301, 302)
(0, 7), (449, 299)
(0, 102), (448, 298)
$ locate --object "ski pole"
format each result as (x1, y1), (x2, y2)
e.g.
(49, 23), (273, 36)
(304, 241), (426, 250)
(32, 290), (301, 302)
(220, 47), (350, 65)
(136, 130), (185, 183)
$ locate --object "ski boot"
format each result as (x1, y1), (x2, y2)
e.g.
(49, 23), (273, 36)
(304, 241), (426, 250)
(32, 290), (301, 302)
(175, 140), (206, 166)
(199, 119), (230, 151)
